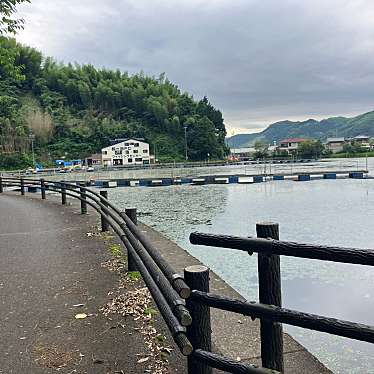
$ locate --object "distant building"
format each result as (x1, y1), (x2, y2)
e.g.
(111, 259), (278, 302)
(352, 135), (371, 149)
(101, 138), (151, 166)
(55, 159), (82, 168)
(353, 135), (370, 142)
(325, 138), (346, 153)
(86, 153), (102, 166)
(278, 138), (307, 153)
(268, 145), (278, 153)
(229, 147), (256, 161)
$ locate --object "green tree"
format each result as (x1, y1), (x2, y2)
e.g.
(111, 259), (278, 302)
(0, 0), (32, 82)
(187, 116), (223, 160)
(196, 96), (226, 143)
(0, 36), (24, 81)
(343, 141), (366, 154)
(298, 140), (324, 158)
(253, 140), (269, 159)
(0, 0), (30, 35)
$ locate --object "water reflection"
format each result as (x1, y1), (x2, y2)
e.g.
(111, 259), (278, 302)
(107, 179), (374, 373)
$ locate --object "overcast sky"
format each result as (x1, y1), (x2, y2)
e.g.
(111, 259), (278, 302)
(17, 0), (374, 134)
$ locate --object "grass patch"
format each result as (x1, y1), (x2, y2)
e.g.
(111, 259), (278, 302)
(108, 243), (122, 257)
(127, 271), (141, 282)
(143, 307), (158, 317)
(155, 334), (166, 343)
(160, 351), (171, 361)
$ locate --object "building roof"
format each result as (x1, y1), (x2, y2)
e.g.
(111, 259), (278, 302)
(109, 138), (147, 145)
(280, 138), (307, 143)
(326, 137), (345, 143)
(102, 138), (149, 151)
(353, 135), (370, 140)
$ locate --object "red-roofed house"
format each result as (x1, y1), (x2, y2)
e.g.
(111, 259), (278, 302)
(279, 138), (307, 153)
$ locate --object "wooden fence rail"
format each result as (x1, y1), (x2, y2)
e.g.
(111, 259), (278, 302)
(189, 232), (374, 266)
(190, 229), (374, 372)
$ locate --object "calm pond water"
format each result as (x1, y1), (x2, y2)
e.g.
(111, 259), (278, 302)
(106, 178), (374, 374)
(53, 157), (371, 181)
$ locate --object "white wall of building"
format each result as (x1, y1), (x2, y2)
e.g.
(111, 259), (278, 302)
(102, 139), (150, 166)
(279, 141), (300, 151)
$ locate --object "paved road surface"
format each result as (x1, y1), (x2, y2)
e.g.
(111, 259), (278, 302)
(0, 193), (184, 373)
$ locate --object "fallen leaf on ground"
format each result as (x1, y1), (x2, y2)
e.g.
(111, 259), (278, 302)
(137, 357), (150, 363)
(75, 313), (87, 319)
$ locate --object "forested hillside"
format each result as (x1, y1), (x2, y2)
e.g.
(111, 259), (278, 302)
(227, 112), (374, 148)
(0, 37), (227, 169)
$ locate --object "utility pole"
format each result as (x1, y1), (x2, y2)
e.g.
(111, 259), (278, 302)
(184, 125), (188, 161)
(231, 130), (235, 161)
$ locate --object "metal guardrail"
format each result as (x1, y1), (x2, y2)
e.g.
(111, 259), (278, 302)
(0, 176), (278, 374)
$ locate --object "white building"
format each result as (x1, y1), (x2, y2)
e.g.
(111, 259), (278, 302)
(278, 138), (307, 153)
(101, 138), (151, 166)
(352, 135), (371, 149)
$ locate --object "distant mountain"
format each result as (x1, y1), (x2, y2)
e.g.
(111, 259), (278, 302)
(226, 111), (374, 147)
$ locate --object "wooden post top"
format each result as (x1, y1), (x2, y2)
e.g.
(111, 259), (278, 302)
(256, 222), (279, 228)
(184, 265), (209, 273)
(256, 222), (279, 240)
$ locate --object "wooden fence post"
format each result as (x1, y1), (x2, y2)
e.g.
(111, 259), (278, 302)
(79, 184), (87, 214)
(61, 181), (67, 205)
(20, 178), (25, 195)
(256, 222), (284, 372)
(125, 208), (138, 272)
(0, 177), (3, 193)
(40, 179), (46, 199)
(100, 190), (109, 232)
(184, 265), (212, 374)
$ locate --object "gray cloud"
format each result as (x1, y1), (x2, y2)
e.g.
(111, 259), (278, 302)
(18, 0), (374, 132)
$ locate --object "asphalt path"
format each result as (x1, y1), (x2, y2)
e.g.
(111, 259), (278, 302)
(0, 193), (185, 373)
